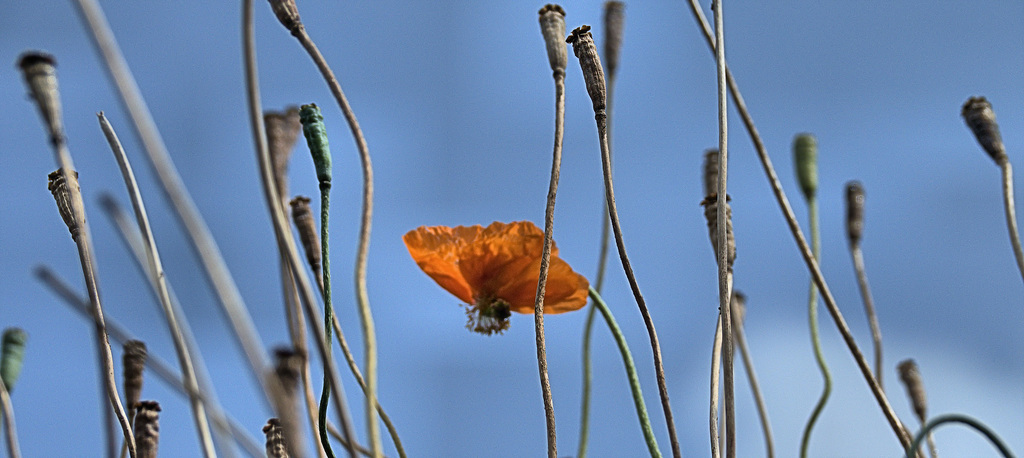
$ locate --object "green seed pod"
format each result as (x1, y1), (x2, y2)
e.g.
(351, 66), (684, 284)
(299, 103), (332, 186)
(1, 328), (28, 393)
(793, 133), (818, 199)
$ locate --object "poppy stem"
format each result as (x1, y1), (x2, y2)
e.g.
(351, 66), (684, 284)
(588, 288), (661, 457)
(844, 182), (884, 391)
(683, 1), (913, 449)
(730, 294), (775, 458)
(568, 25), (681, 458)
(903, 414), (1014, 458)
(799, 196), (831, 458)
(709, 311), (723, 458)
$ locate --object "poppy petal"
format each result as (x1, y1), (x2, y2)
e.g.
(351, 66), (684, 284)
(403, 226), (475, 304)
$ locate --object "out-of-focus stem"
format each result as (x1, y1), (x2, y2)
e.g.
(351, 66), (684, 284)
(730, 294), (773, 458)
(709, 313), (723, 458)
(904, 414), (1013, 458)
(0, 380), (21, 458)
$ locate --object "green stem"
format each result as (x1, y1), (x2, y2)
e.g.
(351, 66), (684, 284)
(577, 302), (598, 458)
(319, 183), (336, 458)
(800, 198), (831, 458)
(588, 288), (661, 458)
(904, 414), (1015, 458)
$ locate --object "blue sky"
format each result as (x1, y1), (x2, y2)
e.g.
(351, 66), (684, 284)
(2, 1), (1023, 456)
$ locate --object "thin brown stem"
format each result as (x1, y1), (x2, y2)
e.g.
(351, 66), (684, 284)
(72, 0), (273, 403)
(98, 113), (217, 457)
(998, 161), (1024, 286)
(850, 244), (883, 388)
(731, 298), (774, 458)
(684, 1), (913, 449)
(242, 2), (360, 456)
(35, 266), (266, 458)
(532, 70), (566, 458)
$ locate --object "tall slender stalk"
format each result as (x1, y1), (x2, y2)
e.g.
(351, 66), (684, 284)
(580, 5), (624, 456)
(568, 25), (682, 458)
(242, 3), (360, 456)
(35, 267), (266, 458)
(588, 288), (660, 457)
(19, 52), (136, 458)
(709, 312), (723, 458)
(845, 181), (884, 388)
(72, 0), (273, 403)
(684, 3), (913, 448)
(711, 1), (736, 456)
(98, 113), (217, 458)
(0, 329), (24, 458)
(0, 380), (20, 458)
(794, 134), (830, 458)
(266, 5), (381, 455)
(535, 6), (569, 456)
(730, 293), (774, 458)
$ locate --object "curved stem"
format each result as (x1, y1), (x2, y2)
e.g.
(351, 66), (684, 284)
(291, 25), (381, 458)
(596, 108), (681, 458)
(904, 414), (1015, 458)
(533, 73), (566, 458)
(683, 2), (912, 449)
(588, 288), (661, 457)
(241, 3), (359, 456)
(850, 244), (883, 389)
(998, 161), (1024, 287)
(577, 303), (598, 458)
(319, 184), (336, 458)
(98, 113), (217, 458)
(800, 198), (831, 458)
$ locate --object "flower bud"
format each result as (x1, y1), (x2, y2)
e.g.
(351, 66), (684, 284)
(300, 104), (332, 187)
(793, 133), (818, 199)
(538, 5), (567, 76)
(567, 25), (607, 114)
(0, 328), (27, 393)
(961, 96), (1007, 165)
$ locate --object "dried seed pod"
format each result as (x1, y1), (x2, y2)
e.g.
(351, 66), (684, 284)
(0, 328), (28, 393)
(845, 181), (865, 245)
(263, 418), (290, 458)
(961, 96), (1007, 165)
(703, 149), (720, 199)
(897, 359), (928, 424)
(18, 52), (63, 145)
(793, 133), (818, 199)
(289, 196), (322, 276)
(701, 194), (736, 272)
(567, 25), (607, 114)
(269, 348), (304, 458)
(267, 0), (302, 35)
(122, 340), (147, 416)
(133, 401), (161, 458)
(265, 107), (302, 198)
(603, 1), (625, 78)
(537, 5), (567, 76)
(47, 169), (81, 240)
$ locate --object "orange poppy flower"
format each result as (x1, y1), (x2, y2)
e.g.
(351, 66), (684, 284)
(403, 221), (590, 335)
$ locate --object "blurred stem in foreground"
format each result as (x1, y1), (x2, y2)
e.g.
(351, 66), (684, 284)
(904, 414), (1014, 458)
(844, 181), (884, 389)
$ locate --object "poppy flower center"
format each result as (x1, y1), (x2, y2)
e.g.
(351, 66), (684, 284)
(463, 296), (512, 335)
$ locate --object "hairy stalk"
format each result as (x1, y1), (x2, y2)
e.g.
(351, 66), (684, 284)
(580, 4), (623, 455)
(568, 26), (681, 458)
(98, 113), (217, 457)
(709, 313), (723, 458)
(73, 0), (273, 403)
(536, 6), (568, 456)
(34, 267), (264, 457)
(243, 4), (359, 456)
(19, 52), (136, 458)
(588, 288), (660, 457)
(730, 294), (773, 458)
(0, 378), (20, 458)
(845, 182), (883, 388)
(267, 4), (381, 454)
(711, 2), (736, 456)
(904, 414), (1014, 458)
(683, 3), (912, 448)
